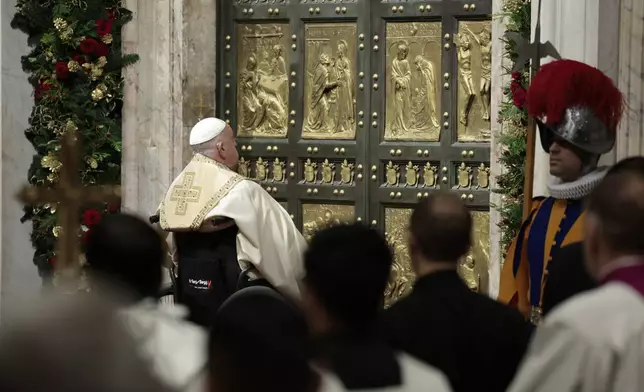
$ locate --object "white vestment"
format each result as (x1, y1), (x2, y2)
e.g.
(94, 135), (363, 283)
(119, 300), (207, 392)
(158, 154), (306, 299)
(508, 283), (644, 392)
(318, 353), (453, 392)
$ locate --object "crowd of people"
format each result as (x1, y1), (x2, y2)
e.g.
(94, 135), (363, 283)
(1, 60), (643, 392)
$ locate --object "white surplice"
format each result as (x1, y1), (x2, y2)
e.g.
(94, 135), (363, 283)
(318, 353), (453, 392)
(119, 300), (207, 392)
(508, 283), (644, 392)
(157, 154), (307, 299)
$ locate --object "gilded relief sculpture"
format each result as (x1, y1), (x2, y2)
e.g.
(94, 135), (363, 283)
(422, 162), (437, 188)
(384, 209), (415, 307)
(385, 22), (442, 142)
(404, 162), (420, 187)
(272, 158), (286, 182)
(339, 159), (354, 185)
(390, 43), (412, 136)
(256, 157), (269, 181)
(302, 204), (354, 242)
(385, 161), (400, 186)
(454, 162), (473, 189)
(458, 212), (491, 293)
(236, 24), (290, 138)
(304, 158), (318, 183)
(238, 157), (250, 178)
(476, 163), (490, 189)
(321, 159), (336, 183)
(303, 24), (357, 140)
(456, 21), (492, 142)
(412, 55), (440, 130)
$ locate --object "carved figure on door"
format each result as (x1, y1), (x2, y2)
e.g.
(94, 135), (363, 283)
(411, 55), (439, 131)
(239, 55), (287, 137)
(304, 54), (339, 134)
(390, 43), (412, 136)
(455, 32), (476, 126)
(333, 40), (355, 134)
(464, 25), (492, 121)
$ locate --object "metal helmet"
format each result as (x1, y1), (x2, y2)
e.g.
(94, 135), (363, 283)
(527, 60), (624, 155)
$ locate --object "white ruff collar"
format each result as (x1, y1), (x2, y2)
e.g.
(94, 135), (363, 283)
(547, 166), (608, 200)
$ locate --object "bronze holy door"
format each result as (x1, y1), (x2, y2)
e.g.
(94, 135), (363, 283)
(217, 0), (493, 304)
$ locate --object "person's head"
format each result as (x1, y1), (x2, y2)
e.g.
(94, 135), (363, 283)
(397, 43), (408, 60)
(209, 287), (317, 392)
(319, 53), (331, 66)
(527, 60), (624, 182)
(302, 223), (392, 334)
(189, 117), (239, 170)
(245, 55), (257, 71)
(273, 44), (282, 57)
(547, 136), (594, 182)
(84, 213), (164, 301)
(0, 295), (168, 392)
(409, 192), (472, 273)
(584, 157), (644, 279)
(459, 34), (470, 46)
(337, 41), (347, 57)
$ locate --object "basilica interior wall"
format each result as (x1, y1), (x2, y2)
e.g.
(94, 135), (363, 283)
(0, 0), (41, 322)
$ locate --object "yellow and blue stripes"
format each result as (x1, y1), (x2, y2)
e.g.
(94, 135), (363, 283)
(499, 197), (585, 318)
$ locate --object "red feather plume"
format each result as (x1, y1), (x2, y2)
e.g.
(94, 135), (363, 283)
(526, 59), (625, 133)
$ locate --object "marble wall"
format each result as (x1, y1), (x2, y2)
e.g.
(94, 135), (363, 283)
(616, 0), (644, 157)
(122, 0), (217, 217)
(0, 0), (41, 321)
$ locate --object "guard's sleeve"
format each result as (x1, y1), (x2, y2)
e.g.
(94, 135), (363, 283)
(498, 199), (542, 318)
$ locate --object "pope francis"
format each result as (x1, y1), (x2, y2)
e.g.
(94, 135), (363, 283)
(156, 117), (307, 326)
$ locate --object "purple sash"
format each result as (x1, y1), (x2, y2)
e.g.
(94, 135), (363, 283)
(601, 261), (644, 298)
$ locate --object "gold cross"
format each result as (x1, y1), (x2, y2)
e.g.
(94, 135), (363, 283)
(17, 131), (121, 285)
(169, 172), (202, 216)
(190, 93), (212, 120)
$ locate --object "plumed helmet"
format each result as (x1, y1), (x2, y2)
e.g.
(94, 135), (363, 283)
(527, 59), (625, 155)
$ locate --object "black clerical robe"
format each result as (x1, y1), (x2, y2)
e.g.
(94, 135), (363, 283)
(383, 270), (531, 392)
(541, 242), (597, 316)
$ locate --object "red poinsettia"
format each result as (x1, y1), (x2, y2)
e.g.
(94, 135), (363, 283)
(73, 53), (87, 64)
(54, 61), (69, 80)
(82, 209), (102, 226)
(35, 79), (52, 99)
(107, 203), (120, 213)
(96, 18), (113, 36)
(510, 80), (527, 109)
(95, 42), (109, 57)
(79, 38), (99, 54)
(82, 230), (93, 244)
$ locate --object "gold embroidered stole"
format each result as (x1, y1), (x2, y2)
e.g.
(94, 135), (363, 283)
(159, 154), (243, 231)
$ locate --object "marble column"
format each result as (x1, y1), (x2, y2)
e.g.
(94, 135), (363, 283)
(0, 0), (41, 321)
(531, 0), (621, 197)
(121, 0), (217, 217)
(616, 0), (644, 158)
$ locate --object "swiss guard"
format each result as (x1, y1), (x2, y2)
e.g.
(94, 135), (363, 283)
(498, 59), (625, 324)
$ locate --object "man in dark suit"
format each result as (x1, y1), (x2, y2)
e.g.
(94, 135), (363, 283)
(383, 192), (531, 392)
(542, 156), (644, 316)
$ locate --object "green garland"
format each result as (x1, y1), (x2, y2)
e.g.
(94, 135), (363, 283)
(495, 0), (531, 253)
(11, 0), (138, 282)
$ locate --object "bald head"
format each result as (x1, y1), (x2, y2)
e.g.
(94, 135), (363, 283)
(587, 169), (644, 256)
(410, 192), (472, 263)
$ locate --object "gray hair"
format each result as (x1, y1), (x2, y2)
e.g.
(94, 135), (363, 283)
(192, 137), (219, 158)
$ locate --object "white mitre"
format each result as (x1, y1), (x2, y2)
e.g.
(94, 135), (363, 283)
(189, 117), (227, 146)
